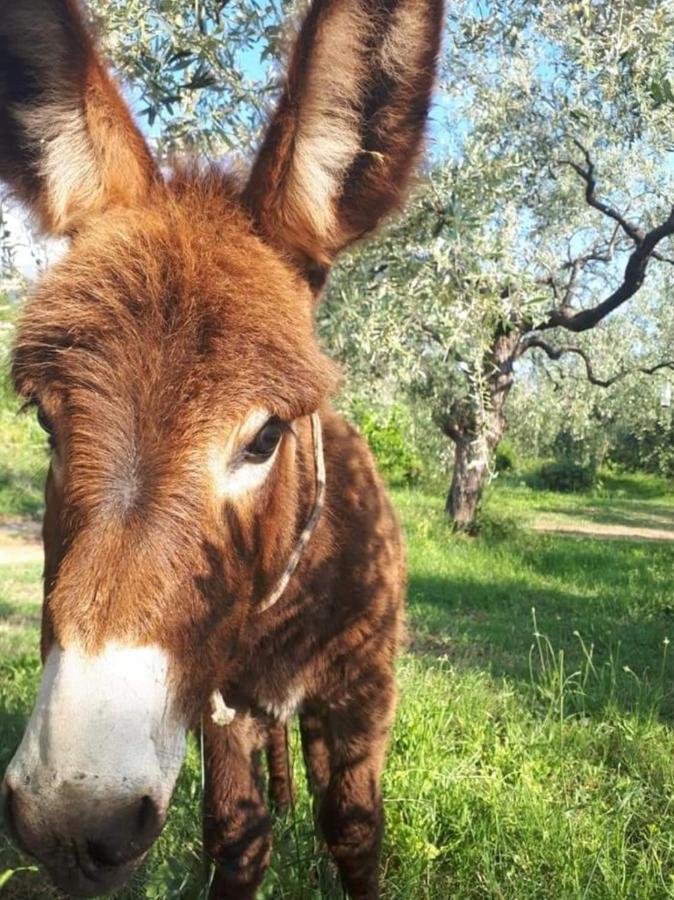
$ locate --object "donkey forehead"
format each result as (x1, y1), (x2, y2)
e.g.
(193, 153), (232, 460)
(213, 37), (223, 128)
(13, 184), (337, 415)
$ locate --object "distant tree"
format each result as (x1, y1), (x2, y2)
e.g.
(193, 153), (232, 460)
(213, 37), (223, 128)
(509, 294), (674, 479)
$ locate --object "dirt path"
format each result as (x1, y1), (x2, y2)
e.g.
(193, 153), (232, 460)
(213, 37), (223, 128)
(2, 516), (674, 564)
(0, 520), (43, 566)
(531, 520), (674, 542)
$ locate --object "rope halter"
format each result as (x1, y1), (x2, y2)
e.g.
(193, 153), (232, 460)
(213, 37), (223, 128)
(209, 411), (326, 726)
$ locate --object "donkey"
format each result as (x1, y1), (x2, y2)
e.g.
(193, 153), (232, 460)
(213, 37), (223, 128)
(0, 0), (442, 896)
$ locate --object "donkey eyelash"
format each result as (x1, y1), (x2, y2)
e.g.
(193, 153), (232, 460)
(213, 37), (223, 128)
(37, 410), (57, 451)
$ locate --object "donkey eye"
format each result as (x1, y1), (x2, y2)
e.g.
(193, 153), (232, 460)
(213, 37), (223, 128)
(36, 407), (57, 450)
(244, 417), (287, 463)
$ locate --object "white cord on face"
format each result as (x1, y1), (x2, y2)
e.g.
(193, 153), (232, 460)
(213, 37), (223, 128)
(258, 411), (325, 614)
(208, 411), (326, 726)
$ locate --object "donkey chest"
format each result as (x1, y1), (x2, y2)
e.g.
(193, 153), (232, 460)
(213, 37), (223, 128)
(256, 682), (306, 723)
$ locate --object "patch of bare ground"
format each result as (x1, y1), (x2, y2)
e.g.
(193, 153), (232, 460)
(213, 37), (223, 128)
(0, 518), (43, 565)
(531, 519), (674, 542)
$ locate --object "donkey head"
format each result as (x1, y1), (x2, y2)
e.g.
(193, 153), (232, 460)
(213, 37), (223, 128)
(0, 0), (442, 894)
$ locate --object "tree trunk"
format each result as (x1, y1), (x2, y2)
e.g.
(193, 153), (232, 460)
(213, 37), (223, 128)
(443, 327), (520, 531)
(445, 435), (491, 530)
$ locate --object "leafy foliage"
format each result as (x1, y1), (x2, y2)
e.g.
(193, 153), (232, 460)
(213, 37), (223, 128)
(494, 438), (518, 473)
(88, 0), (286, 154)
(351, 403), (423, 485)
(0, 297), (47, 518)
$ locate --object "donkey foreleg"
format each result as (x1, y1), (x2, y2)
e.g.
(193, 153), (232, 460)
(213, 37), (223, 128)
(319, 677), (396, 900)
(202, 716), (271, 900)
(300, 704), (332, 799)
(266, 721), (295, 813)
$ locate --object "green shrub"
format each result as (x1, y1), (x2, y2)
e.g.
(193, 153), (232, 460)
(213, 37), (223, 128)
(494, 439), (517, 472)
(352, 403), (423, 484)
(0, 303), (49, 517)
(535, 459), (596, 493)
(608, 421), (674, 480)
(471, 507), (521, 539)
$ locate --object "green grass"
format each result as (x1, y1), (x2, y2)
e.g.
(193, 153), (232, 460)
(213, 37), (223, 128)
(0, 312), (48, 520)
(0, 563), (42, 659)
(2, 484), (674, 898)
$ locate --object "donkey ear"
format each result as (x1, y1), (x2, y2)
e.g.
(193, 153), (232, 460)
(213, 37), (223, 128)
(243, 0), (443, 287)
(0, 0), (156, 236)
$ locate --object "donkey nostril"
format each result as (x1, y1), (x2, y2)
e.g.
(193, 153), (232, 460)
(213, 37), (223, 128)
(87, 836), (122, 868)
(136, 794), (160, 839)
(86, 794), (161, 869)
(2, 785), (17, 840)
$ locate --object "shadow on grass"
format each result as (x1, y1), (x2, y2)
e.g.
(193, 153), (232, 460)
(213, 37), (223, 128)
(407, 533), (674, 719)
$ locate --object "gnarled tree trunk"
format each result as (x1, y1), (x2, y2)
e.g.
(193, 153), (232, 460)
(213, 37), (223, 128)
(445, 433), (494, 529)
(443, 327), (520, 531)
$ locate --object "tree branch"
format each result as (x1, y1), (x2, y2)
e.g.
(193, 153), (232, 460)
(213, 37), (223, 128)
(537, 143), (674, 333)
(560, 140), (644, 245)
(440, 418), (464, 443)
(521, 336), (674, 388)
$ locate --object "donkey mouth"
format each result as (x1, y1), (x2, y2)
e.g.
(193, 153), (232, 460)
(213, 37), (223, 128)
(7, 825), (150, 899)
(46, 840), (149, 898)
(3, 777), (161, 898)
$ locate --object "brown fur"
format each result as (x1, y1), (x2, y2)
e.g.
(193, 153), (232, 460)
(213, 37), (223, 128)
(1, 0), (442, 896)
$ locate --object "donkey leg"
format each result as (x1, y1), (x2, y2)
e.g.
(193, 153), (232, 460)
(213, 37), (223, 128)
(319, 678), (396, 900)
(203, 716), (272, 900)
(266, 722), (295, 813)
(300, 703), (332, 869)
(299, 704), (331, 798)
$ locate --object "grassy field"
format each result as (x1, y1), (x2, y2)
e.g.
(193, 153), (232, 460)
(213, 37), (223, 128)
(2, 469), (674, 898)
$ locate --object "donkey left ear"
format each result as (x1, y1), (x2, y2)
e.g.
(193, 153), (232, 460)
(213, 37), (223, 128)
(0, 0), (156, 237)
(243, 0), (444, 289)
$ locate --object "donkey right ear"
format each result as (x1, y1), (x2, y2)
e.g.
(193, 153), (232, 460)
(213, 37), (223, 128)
(243, 0), (443, 290)
(0, 0), (156, 236)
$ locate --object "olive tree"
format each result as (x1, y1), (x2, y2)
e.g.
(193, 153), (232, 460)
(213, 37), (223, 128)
(89, 0), (285, 154)
(323, 0), (674, 528)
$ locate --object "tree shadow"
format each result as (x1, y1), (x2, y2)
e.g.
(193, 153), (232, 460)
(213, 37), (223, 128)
(407, 533), (674, 719)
